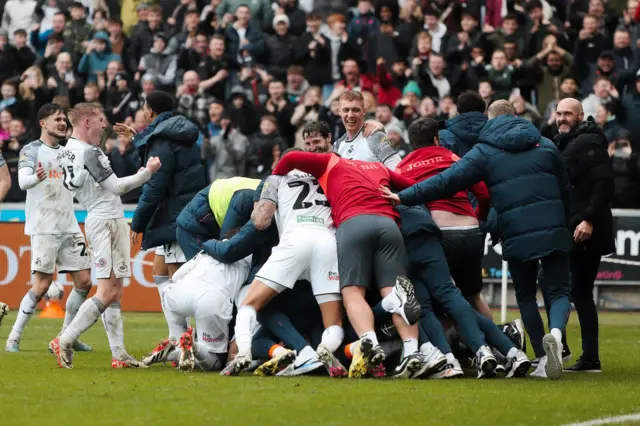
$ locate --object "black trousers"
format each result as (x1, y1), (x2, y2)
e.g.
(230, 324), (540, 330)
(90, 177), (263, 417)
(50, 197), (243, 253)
(570, 250), (602, 361)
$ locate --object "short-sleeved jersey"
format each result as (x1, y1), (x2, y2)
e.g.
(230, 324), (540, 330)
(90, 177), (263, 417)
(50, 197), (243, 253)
(333, 128), (399, 167)
(59, 137), (124, 219)
(262, 170), (333, 236)
(18, 140), (81, 236)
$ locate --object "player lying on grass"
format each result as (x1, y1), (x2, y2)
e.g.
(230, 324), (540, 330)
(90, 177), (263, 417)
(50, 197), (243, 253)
(50, 103), (161, 369)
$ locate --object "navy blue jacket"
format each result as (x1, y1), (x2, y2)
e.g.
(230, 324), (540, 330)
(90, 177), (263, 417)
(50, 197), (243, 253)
(439, 111), (487, 157)
(399, 115), (572, 262)
(130, 112), (206, 250)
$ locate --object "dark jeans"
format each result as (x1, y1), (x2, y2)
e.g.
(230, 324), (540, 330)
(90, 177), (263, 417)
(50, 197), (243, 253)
(509, 251), (571, 358)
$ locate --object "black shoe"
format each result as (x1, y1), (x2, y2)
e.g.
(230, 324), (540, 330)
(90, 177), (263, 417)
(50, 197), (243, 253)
(394, 276), (421, 326)
(502, 319), (526, 353)
(564, 356), (601, 373)
(369, 344), (387, 365)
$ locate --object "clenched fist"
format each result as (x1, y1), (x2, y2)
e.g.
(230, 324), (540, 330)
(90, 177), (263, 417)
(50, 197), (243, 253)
(145, 157), (162, 173)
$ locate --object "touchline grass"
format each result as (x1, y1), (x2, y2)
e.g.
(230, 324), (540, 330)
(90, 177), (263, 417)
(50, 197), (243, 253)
(1, 311), (639, 426)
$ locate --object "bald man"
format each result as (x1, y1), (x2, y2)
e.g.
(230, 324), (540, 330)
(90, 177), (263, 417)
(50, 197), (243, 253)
(553, 97), (614, 373)
(385, 99), (573, 379)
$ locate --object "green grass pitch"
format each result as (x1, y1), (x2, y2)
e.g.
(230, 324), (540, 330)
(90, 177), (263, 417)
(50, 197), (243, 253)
(1, 311), (639, 426)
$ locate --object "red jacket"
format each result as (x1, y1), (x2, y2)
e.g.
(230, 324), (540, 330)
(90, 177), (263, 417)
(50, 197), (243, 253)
(376, 62), (402, 107)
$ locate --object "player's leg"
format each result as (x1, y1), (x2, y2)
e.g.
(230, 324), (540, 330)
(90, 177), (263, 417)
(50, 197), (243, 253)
(152, 246), (184, 340)
(0, 301), (8, 327)
(164, 241), (186, 279)
(59, 233), (93, 351)
(538, 251), (571, 380)
(6, 235), (56, 351)
(441, 228), (493, 320)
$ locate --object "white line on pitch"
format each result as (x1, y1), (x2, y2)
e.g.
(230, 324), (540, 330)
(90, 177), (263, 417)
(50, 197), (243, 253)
(562, 413), (640, 426)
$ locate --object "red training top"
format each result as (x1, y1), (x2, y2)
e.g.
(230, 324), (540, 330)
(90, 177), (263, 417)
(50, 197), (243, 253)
(272, 152), (415, 227)
(396, 146), (491, 221)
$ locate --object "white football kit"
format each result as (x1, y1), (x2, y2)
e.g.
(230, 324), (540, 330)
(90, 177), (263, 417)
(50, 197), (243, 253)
(163, 252), (252, 358)
(333, 128), (401, 170)
(60, 137), (141, 279)
(18, 140), (91, 274)
(256, 170), (340, 301)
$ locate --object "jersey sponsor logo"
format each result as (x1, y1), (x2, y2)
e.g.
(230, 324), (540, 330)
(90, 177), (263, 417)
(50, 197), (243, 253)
(48, 169), (64, 179)
(96, 258), (107, 269)
(296, 215), (325, 224)
(328, 271), (339, 281)
(201, 332), (225, 343)
(403, 156), (444, 172)
(118, 262), (128, 273)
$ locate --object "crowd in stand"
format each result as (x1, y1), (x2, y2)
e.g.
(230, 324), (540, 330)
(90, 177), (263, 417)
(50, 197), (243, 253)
(1, 0), (640, 207)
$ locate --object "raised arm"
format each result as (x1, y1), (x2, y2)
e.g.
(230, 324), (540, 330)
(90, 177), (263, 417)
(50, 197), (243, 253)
(272, 151), (330, 177)
(0, 159), (10, 202)
(84, 147), (160, 196)
(367, 131), (402, 170)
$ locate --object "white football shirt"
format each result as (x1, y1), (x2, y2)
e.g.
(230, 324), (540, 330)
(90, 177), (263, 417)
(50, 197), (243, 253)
(333, 128), (401, 170)
(59, 137), (124, 219)
(262, 170), (333, 237)
(18, 140), (81, 236)
(178, 252), (251, 300)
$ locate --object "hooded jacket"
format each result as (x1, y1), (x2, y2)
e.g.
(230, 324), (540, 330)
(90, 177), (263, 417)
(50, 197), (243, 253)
(554, 118), (615, 255)
(130, 112), (207, 250)
(398, 115), (572, 262)
(439, 111), (487, 157)
(78, 32), (121, 83)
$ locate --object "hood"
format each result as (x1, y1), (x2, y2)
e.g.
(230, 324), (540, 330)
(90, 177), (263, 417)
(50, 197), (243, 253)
(92, 31), (112, 54)
(444, 111), (487, 147)
(554, 116), (608, 150)
(134, 112), (199, 149)
(478, 115), (541, 152)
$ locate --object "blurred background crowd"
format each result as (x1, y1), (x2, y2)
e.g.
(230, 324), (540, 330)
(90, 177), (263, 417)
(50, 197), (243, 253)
(1, 0), (640, 207)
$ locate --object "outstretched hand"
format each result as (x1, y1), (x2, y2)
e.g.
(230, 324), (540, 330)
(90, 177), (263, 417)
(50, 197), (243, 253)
(379, 185), (400, 206)
(363, 120), (385, 137)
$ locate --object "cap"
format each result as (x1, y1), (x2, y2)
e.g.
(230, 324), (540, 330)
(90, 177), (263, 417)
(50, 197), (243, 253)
(136, 3), (149, 11)
(599, 50), (615, 60)
(273, 14), (290, 28)
(154, 33), (168, 43)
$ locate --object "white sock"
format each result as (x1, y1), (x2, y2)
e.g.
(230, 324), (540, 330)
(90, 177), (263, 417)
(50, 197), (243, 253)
(101, 302), (126, 358)
(381, 291), (402, 313)
(272, 346), (288, 358)
(403, 338), (418, 356)
(60, 297), (105, 348)
(62, 288), (90, 332)
(445, 352), (456, 364)
(550, 328), (563, 342)
(361, 331), (379, 347)
(8, 290), (41, 342)
(154, 275), (170, 294)
(234, 306), (256, 355)
(507, 347), (518, 359)
(320, 325), (344, 352)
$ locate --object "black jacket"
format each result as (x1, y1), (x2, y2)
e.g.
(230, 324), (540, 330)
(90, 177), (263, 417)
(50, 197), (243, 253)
(246, 131), (286, 179)
(295, 32), (332, 86)
(130, 112), (207, 249)
(554, 118), (615, 255)
(265, 33), (298, 78)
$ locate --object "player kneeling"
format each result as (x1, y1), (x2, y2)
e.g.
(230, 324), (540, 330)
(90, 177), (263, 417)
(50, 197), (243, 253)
(142, 251), (251, 372)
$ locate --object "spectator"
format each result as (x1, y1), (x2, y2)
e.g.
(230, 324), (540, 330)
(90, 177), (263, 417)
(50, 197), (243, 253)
(99, 60), (124, 94)
(0, 81), (18, 113)
(286, 65), (308, 103)
(224, 4), (265, 70)
(166, 0), (199, 33)
(107, 19), (131, 67)
(476, 49), (516, 100)
(105, 72), (137, 123)
(17, 66), (47, 122)
(129, 5), (166, 72)
(619, 70), (640, 150)
(415, 53), (456, 101)
(423, 8), (448, 53)
(176, 70), (216, 132)
(227, 90), (258, 135)
(0, 30), (18, 83)
(265, 14), (297, 78)
(178, 31), (208, 76)
(202, 110), (248, 180)
(205, 99), (224, 144)
(574, 14), (611, 67)
(63, 3), (93, 64)
(106, 132), (142, 203)
(167, 9), (201, 56)
(46, 52), (79, 105)
(582, 76), (618, 120)
(137, 33), (177, 92)
(266, 0), (306, 37)
(34, 33), (65, 78)
(478, 79), (494, 106)
(1, 0), (37, 41)
(216, 0), (270, 30)
(386, 123), (411, 158)
(12, 29), (36, 74)
(291, 86), (322, 147)
(577, 48), (640, 97)
(261, 79), (295, 143)
(326, 58), (374, 107)
(595, 102), (623, 142)
(347, 0), (379, 60)
(323, 97), (345, 141)
(510, 93), (542, 126)
(246, 114), (286, 179)
(608, 130), (640, 208)
(375, 57), (405, 107)
(31, 11), (65, 56)
(483, 14), (523, 57)
(394, 81), (421, 127)
(0, 109), (12, 141)
(197, 35), (230, 101)
(83, 81), (101, 103)
(295, 12), (332, 89)
(229, 61), (269, 105)
(436, 95), (456, 121)
(526, 35), (573, 112)
(417, 96), (437, 119)
(376, 102), (405, 133)
(78, 31), (122, 83)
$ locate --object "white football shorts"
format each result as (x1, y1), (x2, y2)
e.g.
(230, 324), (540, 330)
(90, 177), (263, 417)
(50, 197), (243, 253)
(30, 233), (92, 275)
(85, 217), (131, 279)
